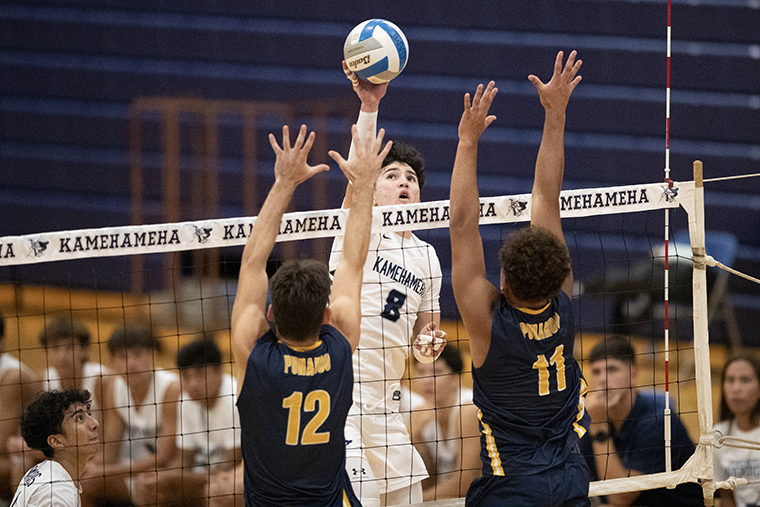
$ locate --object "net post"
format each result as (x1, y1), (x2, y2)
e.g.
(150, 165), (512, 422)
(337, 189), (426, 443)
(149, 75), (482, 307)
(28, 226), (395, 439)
(690, 160), (716, 505)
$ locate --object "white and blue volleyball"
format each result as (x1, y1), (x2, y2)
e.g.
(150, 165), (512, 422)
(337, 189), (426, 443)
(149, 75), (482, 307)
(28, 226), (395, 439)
(343, 19), (409, 84)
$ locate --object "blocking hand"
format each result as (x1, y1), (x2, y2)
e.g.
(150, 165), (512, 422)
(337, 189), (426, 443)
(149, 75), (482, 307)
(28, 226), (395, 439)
(268, 124), (330, 187)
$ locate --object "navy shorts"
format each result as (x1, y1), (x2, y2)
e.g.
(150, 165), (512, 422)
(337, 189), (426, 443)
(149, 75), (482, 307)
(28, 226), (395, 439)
(465, 451), (590, 507)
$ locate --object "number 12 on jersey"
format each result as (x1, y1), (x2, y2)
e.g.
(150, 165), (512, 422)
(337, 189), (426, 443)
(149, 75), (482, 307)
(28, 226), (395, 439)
(532, 345), (566, 396)
(282, 390), (331, 445)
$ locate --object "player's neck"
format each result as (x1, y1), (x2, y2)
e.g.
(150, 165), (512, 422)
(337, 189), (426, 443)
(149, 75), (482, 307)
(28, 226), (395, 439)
(53, 449), (91, 482)
(278, 334), (320, 349)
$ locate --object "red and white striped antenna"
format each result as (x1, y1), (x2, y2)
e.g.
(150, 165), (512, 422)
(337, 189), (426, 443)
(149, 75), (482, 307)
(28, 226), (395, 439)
(663, 0), (673, 476)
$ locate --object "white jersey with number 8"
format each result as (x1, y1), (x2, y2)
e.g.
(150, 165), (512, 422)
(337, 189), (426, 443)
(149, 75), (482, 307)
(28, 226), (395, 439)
(329, 229), (441, 409)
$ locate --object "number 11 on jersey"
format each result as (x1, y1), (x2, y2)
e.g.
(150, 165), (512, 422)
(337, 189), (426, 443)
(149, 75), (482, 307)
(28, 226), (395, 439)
(532, 345), (567, 396)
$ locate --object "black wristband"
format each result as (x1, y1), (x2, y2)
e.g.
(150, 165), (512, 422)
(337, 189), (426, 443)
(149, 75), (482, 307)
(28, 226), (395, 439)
(592, 430), (610, 443)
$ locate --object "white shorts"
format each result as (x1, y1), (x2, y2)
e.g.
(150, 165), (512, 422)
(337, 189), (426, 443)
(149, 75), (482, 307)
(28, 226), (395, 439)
(345, 402), (428, 495)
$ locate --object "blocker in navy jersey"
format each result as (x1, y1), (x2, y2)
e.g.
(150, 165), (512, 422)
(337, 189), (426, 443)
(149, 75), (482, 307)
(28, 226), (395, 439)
(473, 291), (589, 476)
(237, 325), (360, 507)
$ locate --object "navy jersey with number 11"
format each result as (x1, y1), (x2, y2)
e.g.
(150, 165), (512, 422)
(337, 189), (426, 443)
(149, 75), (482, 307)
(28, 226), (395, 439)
(473, 291), (590, 476)
(237, 325), (360, 506)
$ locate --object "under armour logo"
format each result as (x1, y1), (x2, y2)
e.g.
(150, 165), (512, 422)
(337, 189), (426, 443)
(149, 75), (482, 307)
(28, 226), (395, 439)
(351, 467), (367, 476)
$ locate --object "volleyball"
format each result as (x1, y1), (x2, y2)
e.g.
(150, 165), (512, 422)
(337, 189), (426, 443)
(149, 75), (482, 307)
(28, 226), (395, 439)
(343, 19), (409, 84)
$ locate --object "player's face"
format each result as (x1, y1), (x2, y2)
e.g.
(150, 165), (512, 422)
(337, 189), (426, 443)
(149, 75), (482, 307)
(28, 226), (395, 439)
(180, 365), (223, 402)
(374, 162), (420, 207)
(58, 402), (99, 458)
(723, 359), (760, 418)
(47, 337), (89, 377)
(109, 347), (154, 376)
(414, 360), (458, 404)
(590, 357), (634, 392)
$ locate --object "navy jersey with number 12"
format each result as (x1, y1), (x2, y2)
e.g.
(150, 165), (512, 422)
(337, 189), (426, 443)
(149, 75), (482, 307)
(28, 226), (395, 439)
(237, 325), (360, 506)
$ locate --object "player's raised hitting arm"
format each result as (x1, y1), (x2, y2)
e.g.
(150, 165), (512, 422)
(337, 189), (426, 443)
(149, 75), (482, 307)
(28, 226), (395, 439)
(449, 81), (499, 366)
(340, 60), (387, 208)
(328, 125), (392, 352)
(528, 50), (582, 298)
(231, 125), (329, 391)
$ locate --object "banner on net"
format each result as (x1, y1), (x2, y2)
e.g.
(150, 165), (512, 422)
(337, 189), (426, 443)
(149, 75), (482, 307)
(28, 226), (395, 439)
(0, 181), (689, 266)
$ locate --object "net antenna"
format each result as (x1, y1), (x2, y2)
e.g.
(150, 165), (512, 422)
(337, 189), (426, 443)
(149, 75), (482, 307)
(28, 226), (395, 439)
(663, 0), (674, 477)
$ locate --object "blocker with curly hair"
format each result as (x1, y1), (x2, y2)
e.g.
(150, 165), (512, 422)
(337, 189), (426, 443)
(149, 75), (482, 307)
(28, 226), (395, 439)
(499, 226), (571, 303)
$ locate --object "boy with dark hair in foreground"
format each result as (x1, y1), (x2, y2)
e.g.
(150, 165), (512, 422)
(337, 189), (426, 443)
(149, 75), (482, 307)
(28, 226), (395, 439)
(11, 389), (99, 507)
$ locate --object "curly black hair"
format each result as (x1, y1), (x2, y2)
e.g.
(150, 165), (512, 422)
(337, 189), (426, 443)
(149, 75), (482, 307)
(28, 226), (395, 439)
(21, 389), (92, 458)
(499, 226), (571, 303)
(382, 141), (425, 190)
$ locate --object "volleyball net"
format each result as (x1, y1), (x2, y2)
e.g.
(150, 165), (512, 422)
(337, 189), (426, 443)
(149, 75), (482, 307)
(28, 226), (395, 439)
(0, 171), (734, 506)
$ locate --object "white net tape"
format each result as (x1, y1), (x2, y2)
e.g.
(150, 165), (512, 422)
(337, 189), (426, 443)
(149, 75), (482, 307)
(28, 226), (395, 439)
(0, 181), (683, 266)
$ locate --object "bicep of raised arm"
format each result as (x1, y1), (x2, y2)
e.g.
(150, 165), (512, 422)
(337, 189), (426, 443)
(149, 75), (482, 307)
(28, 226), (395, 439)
(452, 276), (496, 340)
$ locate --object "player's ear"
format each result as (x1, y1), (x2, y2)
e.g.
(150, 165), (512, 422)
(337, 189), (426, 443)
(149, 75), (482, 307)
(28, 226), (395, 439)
(322, 307), (332, 325)
(266, 304), (275, 323)
(47, 433), (64, 452)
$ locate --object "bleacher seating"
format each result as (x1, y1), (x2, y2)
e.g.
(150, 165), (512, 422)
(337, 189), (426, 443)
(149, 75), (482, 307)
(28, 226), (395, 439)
(1, 0), (758, 342)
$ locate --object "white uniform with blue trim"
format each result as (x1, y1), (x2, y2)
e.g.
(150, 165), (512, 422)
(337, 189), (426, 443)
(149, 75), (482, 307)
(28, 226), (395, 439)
(330, 229), (441, 497)
(10, 460), (81, 507)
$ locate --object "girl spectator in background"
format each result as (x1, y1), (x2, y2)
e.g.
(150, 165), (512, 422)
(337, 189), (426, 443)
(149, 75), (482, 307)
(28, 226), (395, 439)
(715, 352), (760, 507)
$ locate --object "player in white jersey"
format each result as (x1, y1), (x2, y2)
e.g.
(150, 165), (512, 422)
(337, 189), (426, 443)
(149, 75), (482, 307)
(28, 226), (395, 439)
(329, 62), (447, 507)
(10, 389), (99, 507)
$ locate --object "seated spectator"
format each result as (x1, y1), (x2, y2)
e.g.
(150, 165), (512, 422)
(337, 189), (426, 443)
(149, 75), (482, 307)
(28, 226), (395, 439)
(714, 352), (760, 507)
(10, 388), (99, 507)
(409, 345), (480, 501)
(134, 337), (241, 507)
(580, 335), (703, 506)
(104, 324), (180, 503)
(40, 315), (113, 418)
(0, 310), (40, 503)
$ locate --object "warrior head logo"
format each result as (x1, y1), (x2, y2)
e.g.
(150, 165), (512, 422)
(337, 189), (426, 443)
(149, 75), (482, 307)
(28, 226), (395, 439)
(192, 226), (212, 244)
(28, 239), (48, 258)
(662, 186), (679, 203)
(507, 199), (528, 217)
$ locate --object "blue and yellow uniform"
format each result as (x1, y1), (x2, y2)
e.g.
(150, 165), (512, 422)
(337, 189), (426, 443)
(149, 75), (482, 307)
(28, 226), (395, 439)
(466, 291), (591, 507)
(237, 325), (361, 507)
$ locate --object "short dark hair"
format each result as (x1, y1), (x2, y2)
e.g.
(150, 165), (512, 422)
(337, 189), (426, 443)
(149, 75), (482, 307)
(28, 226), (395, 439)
(719, 352), (760, 423)
(382, 141), (425, 190)
(39, 315), (91, 348)
(21, 389), (92, 458)
(269, 259), (331, 342)
(438, 344), (464, 374)
(499, 226), (570, 303)
(177, 338), (222, 369)
(108, 325), (162, 355)
(588, 335), (636, 366)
